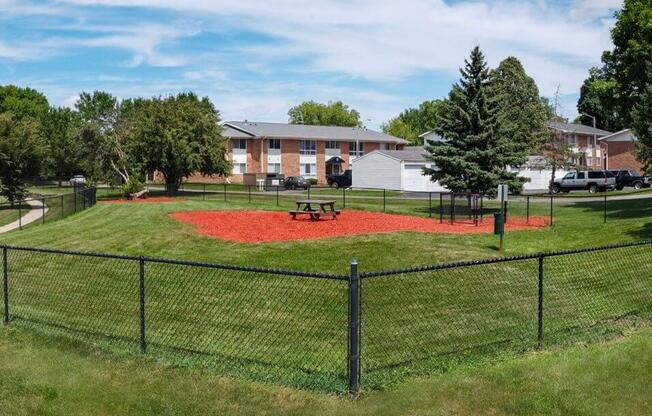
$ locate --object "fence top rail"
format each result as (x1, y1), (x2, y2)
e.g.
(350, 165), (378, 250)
(0, 244), (348, 281)
(360, 239), (652, 278)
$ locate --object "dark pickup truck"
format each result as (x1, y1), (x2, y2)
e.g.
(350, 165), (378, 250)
(326, 169), (352, 188)
(608, 170), (650, 190)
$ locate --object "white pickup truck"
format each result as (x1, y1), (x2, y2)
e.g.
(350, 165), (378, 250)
(551, 170), (616, 194)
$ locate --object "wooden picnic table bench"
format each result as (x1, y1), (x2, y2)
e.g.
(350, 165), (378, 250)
(289, 199), (340, 220)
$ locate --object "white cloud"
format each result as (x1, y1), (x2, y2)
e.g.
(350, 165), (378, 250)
(57, 0), (618, 93)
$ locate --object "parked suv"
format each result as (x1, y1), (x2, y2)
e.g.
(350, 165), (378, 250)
(551, 170), (616, 194)
(326, 169), (352, 188)
(608, 169), (650, 190)
(284, 176), (310, 190)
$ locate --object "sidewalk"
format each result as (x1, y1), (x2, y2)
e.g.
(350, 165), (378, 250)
(0, 199), (49, 234)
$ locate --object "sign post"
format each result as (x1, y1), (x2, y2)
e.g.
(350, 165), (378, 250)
(494, 184), (508, 253)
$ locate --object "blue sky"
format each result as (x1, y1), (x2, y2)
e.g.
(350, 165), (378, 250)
(0, 0), (622, 129)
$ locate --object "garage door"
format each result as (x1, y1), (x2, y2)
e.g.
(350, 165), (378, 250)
(403, 164), (447, 192)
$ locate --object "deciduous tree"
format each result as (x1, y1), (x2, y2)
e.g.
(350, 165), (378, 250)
(130, 93), (230, 193)
(0, 113), (43, 203)
(288, 100), (361, 127)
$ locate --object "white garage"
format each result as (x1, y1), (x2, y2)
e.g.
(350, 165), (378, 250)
(352, 150), (565, 193)
(351, 147), (447, 192)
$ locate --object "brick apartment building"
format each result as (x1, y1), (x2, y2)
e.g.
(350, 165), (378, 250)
(547, 121), (612, 170)
(189, 121), (408, 184)
(599, 129), (645, 172)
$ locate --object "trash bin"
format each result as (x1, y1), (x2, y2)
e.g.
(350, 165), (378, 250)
(493, 212), (504, 235)
(265, 173), (285, 191)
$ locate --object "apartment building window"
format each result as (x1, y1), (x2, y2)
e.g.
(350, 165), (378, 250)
(588, 137), (595, 145)
(349, 142), (364, 156)
(586, 156), (593, 166)
(268, 139), (281, 150)
(232, 139), (247, 150)
(299, 140), (316, 155)
(380, 143), (391, 150)
(300, 163), (317, 177)
(325, 140), (339, 149)
(566, 134), (577, 146)
(267, 163), (281, 173)
(232, 163), (247, 174)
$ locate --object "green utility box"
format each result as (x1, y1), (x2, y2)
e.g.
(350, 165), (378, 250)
(494, 212), (504, 235)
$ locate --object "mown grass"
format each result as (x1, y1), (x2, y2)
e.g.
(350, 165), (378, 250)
(0, 325), (650, 415)
(0, 204), (30, 227)
(0, 190), (651, 392)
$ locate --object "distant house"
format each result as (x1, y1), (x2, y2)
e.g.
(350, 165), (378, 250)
(547, 121), (612, 169)
(185, 121), (408, 185)
(599, 129), (644, 172)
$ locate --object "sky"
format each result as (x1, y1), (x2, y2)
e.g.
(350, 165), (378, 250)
(0, 0), (623, 130)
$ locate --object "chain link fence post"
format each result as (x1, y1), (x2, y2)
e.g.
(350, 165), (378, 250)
(18, 202), (22, 230)
(60, 195), (64, 219)
(383, 189), (386, 213)
(348, 259), (361, 397)
(3, 247), (8, 325)
(537, 254), (544, 349)
(604, 194), (607, 224)
(42, 197), (46, 224)
(526, 196), (530, 224)
(549, 195), (553, 226)
(139, 257), (147, 354)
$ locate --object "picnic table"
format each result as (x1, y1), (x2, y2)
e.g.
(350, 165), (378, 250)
(289, 199), (340, 220)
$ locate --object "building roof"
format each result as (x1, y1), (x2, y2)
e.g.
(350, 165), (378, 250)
(222, 121), (409, 144)
(375, 146), (427, 162)
(598, 129), (637, 142)
(547, 121), (612, 137)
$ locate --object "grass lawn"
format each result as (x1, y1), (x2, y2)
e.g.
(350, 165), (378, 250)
(0, 325), (650, 415)
(0, 191), (650, 393)
(0, 204), (31, 228)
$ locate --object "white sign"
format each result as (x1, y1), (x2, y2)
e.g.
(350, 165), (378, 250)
(497, 184), (509, 202)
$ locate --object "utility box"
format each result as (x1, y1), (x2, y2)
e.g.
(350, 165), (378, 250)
(494, 212), (504, 235)
(242, 173), (267, 186)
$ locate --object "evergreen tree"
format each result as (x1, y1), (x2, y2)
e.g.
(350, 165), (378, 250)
(425, 47), (526, 194)
(490, 56), (549, 161)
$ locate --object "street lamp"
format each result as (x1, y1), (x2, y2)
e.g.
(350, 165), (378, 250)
(581, 112), (597, 169)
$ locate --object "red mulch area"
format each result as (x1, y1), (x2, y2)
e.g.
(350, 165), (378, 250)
(100, 197), (184, 204)
(169, 210), (548, 243)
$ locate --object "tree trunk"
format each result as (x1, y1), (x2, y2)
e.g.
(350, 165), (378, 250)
(165, 176), (181, 195)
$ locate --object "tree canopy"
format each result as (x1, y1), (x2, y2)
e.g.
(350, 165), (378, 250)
(577, 0), (652, 171)
(424, 47), (537, 194)
(382, 100), (443, 144)
(0, 85), (49, 121)
(489, 56), (549, 160)
(129, 93), (230, 192)
(0, 113), (43, 202)
(40, 107), (83, 185)
(288, 100), (361, 127)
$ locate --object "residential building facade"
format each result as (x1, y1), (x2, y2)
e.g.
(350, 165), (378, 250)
(186, 121), (408, 184)
(547, 121), (612, 170)
(599, 129), (645, 172)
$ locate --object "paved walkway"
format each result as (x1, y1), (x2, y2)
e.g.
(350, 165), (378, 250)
(0, 199), (49, 234)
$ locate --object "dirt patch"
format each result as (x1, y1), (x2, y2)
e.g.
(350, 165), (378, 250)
(100, 197), (184, 204)
(169, 210), (548, 243)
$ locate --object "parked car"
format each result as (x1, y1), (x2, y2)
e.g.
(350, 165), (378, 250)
(326, 169), (352, 189)
(69, 175), (86, 187)
(608, 170), (650, 190)
(550, 170), (616, 194)
(284, 176), (310, 190)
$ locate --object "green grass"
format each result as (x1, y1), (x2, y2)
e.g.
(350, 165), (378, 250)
(0, 204), (30, 227)
(0, 192), (651, 392)
(0, 325), (650, 415)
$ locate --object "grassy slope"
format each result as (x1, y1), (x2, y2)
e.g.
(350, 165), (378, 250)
(0, 325), (650, 416)
(0, 193), (650, 392)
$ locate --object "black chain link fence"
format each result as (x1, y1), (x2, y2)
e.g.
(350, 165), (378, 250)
(2, 240), (651, 394)
(0, 188), (96, 229)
